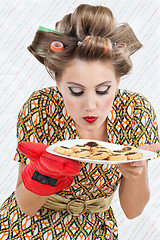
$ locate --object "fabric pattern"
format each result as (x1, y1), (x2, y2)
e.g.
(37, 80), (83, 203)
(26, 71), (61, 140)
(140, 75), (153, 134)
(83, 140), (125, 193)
(0, 87), (159, 240)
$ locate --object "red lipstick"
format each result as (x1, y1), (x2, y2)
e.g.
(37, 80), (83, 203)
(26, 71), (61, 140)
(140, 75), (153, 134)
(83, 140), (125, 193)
(83, 116), (98, 123)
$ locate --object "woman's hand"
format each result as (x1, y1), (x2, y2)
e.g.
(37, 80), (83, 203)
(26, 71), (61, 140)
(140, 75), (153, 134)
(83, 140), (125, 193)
(116, 160), (147, 179)
(117, 142), (160, 179)
(18, 142), (81, 196)
(117, 159), (149, 219)
(116, 143), (160, 219)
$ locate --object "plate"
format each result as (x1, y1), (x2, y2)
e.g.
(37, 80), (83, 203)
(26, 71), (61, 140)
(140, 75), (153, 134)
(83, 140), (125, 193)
(46, 139), (157, 164)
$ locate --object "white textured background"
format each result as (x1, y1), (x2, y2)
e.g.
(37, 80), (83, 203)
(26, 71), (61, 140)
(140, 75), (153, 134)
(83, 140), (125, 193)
(0, 0), (160, 239)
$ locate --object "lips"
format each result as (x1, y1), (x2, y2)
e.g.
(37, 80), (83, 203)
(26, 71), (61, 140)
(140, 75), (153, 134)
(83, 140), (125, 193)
(83, 116), (98, 123)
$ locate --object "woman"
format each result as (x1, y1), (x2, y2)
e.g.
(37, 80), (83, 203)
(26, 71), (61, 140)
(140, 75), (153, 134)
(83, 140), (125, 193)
(0, 4), (160, 240)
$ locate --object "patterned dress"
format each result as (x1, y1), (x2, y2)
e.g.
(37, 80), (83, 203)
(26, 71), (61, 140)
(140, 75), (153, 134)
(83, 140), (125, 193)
(0, 87), (159, 240)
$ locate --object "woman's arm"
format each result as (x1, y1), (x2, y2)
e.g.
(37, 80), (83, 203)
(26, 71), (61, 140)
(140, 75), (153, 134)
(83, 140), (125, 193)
(14, 92), (51, 216)
(117, 93), (160, 219)
(118, 160), (150, 219)
(15, 163), (48, 216)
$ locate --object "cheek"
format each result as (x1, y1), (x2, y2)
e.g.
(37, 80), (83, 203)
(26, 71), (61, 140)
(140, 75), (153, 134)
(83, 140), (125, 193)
(63, 97), (78, 114)
(100, 95), (115, 112)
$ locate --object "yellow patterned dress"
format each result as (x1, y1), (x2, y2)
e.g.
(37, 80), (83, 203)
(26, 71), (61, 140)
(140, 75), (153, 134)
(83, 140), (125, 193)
(0, 87), (159, 240)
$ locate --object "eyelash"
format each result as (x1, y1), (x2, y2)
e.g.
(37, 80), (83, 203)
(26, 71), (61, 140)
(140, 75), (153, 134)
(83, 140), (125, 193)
(96, 86), (111, 95)
(69, 87), (83, 96)
(68, 86), (111, 96)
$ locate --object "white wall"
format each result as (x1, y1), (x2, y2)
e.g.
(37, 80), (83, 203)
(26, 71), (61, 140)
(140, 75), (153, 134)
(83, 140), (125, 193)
(0, 1), (160, 239)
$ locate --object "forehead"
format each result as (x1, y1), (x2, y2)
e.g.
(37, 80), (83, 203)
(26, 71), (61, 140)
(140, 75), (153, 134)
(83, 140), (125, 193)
(60, 58), (116, 86)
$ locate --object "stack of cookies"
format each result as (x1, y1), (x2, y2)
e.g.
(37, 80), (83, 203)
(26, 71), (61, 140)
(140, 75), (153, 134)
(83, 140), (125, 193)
(54, 141), (143, 161)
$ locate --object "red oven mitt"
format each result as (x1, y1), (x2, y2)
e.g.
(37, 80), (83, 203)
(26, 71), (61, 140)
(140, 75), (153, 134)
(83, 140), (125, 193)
(18, 142), (81, 196)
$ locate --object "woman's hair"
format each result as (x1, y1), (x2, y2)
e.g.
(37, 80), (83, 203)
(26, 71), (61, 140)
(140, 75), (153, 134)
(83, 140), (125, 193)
(28, 4), (142, 79)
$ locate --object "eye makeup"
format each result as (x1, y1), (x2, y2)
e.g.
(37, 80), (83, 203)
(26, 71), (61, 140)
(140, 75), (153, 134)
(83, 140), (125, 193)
(68, 85), (111, 96)
(96, 85), (111, 95)
(67, 79), (112, 97)
(68, 87), (84, 96)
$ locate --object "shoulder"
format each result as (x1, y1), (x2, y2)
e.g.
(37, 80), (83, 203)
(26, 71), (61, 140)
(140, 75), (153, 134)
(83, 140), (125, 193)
(18, 86), (63, 117)
(114, 89), (153, 110)
(115, 89), (146, 101)
(28, 86), (62, 102)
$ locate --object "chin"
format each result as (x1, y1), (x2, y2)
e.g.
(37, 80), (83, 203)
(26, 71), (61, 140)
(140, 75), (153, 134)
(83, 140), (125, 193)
(83, 123), (101, 131)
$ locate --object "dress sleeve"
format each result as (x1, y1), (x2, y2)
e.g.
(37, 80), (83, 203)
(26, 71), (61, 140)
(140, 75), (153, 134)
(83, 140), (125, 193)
(131, 93), (160, 157)
(14, 90), (50, 164)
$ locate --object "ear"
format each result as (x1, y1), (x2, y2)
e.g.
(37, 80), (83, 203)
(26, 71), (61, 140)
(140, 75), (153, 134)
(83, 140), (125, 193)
(56, 81), (62, 95)
(55, 75), (61, 93)
(116, 76), (120, 88)
(56, 80), (60, 91)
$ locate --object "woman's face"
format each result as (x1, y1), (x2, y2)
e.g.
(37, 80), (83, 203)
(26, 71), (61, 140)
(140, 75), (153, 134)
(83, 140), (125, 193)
(56, 58), (120, 134)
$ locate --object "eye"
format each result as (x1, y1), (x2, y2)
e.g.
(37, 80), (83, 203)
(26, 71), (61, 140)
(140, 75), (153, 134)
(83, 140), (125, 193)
(68, 87), (84, 96)
(96, 86), (111, 95)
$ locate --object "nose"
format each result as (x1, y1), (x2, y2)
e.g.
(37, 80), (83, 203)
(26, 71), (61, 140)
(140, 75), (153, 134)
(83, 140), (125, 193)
(84, 93), (96, 114)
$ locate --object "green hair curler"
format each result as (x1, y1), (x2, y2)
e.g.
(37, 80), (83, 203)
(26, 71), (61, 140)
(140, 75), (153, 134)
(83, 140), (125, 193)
(38, 26), (63, 34)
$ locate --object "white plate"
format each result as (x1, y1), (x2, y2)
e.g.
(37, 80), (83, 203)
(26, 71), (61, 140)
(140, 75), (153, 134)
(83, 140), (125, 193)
(46, 139), (157, 164)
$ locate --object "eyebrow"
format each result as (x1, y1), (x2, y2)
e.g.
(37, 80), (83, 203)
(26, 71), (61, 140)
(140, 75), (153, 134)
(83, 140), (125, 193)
(67, 81), (112, 88)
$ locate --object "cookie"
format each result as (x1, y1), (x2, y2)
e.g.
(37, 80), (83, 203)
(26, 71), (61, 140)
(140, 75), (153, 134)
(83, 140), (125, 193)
(92, 146), (112, 154)
(54, 146), (73, 156)
(89, 151), (110, 160)
(84, 141), (102, 152)
(71, 144), (90, 152)
(120, 146), (139, 154)
(111, 150), (125, 154)
(125, 151), (143, 160)
(71, 149), (91, 158)
(84, 141), (102, 148)
(107, 153), (127, 161)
